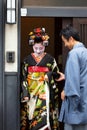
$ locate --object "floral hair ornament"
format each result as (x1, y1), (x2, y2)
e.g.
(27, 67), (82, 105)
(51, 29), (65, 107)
(28, 27), (50, 46)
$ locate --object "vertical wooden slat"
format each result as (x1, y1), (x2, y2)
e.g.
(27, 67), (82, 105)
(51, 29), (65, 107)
(80, 24), (87, 45)
(73, 18), (87, 47)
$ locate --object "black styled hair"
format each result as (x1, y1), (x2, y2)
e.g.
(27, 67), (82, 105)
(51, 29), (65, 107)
(34, 36), (43, 43)
(60, 24), (80, 41)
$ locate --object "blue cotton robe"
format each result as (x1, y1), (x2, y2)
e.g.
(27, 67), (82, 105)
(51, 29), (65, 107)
(59, 42), (87, 125)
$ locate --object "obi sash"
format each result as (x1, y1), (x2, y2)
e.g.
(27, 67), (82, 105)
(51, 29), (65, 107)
(28, 66), (49, 72)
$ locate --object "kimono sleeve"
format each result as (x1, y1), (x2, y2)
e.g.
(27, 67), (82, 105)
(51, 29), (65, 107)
(46, 58), (59, 83)
(21, 61), (30, 100)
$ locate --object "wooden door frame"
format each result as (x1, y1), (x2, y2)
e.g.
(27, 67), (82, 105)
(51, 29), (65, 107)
(21, 7), (87, 17)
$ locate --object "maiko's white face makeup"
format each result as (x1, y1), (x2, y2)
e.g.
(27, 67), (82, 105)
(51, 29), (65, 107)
(33, 43), (45, 56)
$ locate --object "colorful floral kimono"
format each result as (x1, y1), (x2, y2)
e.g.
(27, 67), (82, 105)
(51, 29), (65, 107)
(21, 53), (59, 130)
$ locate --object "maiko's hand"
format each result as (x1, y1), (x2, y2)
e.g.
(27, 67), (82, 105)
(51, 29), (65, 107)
(44, 74), (49, 82)
(21, 96), (29, 103)
(56, 72), (65, 81)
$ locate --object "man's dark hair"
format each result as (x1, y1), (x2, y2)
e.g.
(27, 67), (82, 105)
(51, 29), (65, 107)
(60, 25), (80, 41)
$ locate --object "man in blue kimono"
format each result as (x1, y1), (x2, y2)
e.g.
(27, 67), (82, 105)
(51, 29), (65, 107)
(58, 25), (87, 130)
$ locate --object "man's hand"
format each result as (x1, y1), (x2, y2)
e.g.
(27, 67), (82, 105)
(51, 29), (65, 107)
(61, 90), (66, 100)
(56, 72), (65, 81)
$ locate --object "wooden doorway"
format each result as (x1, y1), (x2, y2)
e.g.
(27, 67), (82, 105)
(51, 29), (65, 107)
(21, 17), (87, 130)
